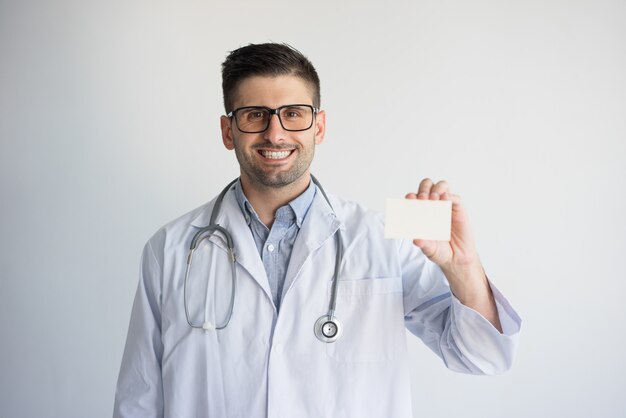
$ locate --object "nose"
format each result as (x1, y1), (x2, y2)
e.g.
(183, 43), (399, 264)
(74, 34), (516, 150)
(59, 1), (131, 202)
(264, 113), (286, 143)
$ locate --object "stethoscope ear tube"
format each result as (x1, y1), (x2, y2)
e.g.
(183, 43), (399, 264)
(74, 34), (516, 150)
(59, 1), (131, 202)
(184, 228), (237, 331)
(184, 179), (239, 331)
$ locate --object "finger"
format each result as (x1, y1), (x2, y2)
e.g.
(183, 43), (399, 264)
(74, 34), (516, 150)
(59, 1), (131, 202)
(417, 178), (433, 199)
(443, 193), (462, 209)
(405, 192), (418, 199)
(431, 180), (449, 196)
(441, 191), (455, 201)
(413, 239), (438, 259)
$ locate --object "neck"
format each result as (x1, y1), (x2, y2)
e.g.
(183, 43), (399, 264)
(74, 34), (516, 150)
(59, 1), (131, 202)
(240, 173), (311, 228)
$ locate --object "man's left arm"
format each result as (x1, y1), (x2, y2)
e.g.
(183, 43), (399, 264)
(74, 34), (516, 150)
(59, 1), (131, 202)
(401, 178), (521, 374)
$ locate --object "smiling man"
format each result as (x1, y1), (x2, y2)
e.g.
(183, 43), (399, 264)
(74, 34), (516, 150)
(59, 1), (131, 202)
(114, 43), (521, 418)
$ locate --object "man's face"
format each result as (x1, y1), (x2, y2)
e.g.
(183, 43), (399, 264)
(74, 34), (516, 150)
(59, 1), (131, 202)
(220, 75), (325, 191)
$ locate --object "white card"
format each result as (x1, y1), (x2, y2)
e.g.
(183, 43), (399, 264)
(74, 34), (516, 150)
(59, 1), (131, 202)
(384, 198), (452, 241)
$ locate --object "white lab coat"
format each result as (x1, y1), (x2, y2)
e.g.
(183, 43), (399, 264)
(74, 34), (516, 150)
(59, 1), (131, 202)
(114, 185), (521, 418)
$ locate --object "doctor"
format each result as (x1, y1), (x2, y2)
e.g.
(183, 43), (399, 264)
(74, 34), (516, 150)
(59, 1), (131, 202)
(114, 43), (521, 418)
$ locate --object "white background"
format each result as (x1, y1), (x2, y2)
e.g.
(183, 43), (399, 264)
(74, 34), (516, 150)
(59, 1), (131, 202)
(1, 0), (625, 417)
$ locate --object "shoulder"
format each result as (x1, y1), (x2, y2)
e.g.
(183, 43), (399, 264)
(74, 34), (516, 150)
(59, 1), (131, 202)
(324, 193), (393, 257)
(145, 195), (220, 254)
(327, 193), (385, 231)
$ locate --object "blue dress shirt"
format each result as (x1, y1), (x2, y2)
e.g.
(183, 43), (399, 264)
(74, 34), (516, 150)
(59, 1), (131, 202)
(234, 179), (316, 310)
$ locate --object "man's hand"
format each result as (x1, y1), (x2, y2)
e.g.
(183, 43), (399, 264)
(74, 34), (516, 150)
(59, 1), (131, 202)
(405, 178), (477, 269)
(405, 178), (503, 332)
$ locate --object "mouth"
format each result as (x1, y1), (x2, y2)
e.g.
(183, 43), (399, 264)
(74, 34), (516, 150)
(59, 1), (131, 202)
(257, 149), (295, 160)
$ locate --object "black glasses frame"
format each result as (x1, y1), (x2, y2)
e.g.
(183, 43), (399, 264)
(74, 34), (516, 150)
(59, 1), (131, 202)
(227, 104), (320, 133)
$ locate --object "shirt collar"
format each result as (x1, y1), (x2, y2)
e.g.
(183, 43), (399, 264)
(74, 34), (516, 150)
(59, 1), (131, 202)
(233, 178), (317, 228)
(288, 179), (316, 228)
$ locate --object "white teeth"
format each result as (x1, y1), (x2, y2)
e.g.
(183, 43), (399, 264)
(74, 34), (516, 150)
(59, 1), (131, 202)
(260, 150), (291, 159)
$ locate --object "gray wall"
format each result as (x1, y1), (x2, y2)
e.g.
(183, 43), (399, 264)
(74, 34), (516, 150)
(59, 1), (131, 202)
(1, 0), (625, 417)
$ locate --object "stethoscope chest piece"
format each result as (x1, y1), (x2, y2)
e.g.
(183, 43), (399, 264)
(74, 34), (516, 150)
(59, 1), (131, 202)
(314, 314), (343, 343)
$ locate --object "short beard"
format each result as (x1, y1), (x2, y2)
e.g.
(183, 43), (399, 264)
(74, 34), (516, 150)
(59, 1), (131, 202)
(234, 142), (315, 190)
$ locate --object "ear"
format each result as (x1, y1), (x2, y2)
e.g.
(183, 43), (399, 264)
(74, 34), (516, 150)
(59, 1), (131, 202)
(221, 115), (235, 150)
(314, 110), (326, 145)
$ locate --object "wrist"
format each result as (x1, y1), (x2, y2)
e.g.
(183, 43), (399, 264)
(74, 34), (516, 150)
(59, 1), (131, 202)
(441, 259), (490, 304)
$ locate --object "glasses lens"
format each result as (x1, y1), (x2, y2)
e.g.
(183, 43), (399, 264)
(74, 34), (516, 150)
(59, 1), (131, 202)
(278, 105), (314, 131)
(235, 108), (270, 133)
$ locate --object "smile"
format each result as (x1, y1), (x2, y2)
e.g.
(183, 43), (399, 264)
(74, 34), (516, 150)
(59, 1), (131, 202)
(259, 149), (294, 159)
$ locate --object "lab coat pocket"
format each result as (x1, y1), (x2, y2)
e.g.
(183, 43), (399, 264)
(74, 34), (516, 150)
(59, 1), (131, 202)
(326, 277), (404, 363)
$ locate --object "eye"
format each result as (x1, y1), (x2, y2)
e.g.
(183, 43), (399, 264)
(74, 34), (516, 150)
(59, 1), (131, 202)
(281, 107), (304, 119)
(247, 110), (265, 120)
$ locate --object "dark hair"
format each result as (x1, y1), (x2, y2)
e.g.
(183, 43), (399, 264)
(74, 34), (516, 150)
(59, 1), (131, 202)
(221, 43), (321, 113)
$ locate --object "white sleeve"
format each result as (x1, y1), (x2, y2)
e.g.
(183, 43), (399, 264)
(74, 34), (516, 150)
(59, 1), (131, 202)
(399, 239), (522, 375)
(113, 240), (164, 417)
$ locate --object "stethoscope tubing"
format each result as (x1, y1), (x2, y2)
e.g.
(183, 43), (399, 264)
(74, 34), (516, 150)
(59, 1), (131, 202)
(184, 178), (238, 330)
(309, 175), (343, 317)
(183, 175), (343, 342)
(184, 224), (236, 330)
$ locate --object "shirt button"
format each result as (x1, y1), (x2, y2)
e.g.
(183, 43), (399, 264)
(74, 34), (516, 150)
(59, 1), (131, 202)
(267, 244), (275, 252)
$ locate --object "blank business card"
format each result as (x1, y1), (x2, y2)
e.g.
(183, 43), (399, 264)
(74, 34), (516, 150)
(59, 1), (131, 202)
(384, 198), (452, 241)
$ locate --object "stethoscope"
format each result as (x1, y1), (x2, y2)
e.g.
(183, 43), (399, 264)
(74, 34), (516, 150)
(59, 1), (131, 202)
(183, 175), (344, 343)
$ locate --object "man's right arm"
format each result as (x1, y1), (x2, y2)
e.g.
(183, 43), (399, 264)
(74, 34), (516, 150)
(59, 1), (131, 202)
(113, 240), (164, 418)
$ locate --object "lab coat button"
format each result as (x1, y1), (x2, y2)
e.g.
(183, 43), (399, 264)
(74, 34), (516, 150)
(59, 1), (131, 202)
(274, 343), (283, 354)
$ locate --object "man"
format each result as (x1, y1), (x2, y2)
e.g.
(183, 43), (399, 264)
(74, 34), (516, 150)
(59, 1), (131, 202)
(114, 43), (521, 418)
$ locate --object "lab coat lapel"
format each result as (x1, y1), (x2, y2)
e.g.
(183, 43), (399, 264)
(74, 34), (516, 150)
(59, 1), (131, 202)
(190, 189), (272, 304)
(282, 190), (342, 300)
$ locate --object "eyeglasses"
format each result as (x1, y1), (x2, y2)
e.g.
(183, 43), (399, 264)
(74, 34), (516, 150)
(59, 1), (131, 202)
(227, 104), (319, 133)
